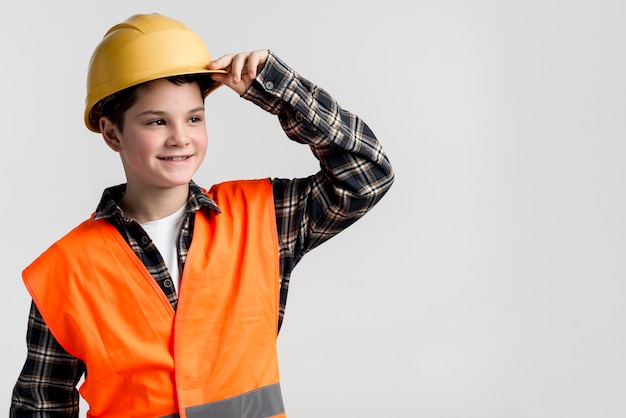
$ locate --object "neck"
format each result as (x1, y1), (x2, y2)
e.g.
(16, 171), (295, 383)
(119, 183), (189, 224)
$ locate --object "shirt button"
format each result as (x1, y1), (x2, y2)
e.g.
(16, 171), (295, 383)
(264, 81), (274, 90)
(163, 279), (172, 288)
(295, 112), (303, 122)
(141, 236), (149, 244)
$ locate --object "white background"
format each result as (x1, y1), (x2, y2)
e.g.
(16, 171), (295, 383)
(2, 1), (625, 417)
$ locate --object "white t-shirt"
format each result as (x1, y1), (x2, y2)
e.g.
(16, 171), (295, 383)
(140, 204), (187, 293)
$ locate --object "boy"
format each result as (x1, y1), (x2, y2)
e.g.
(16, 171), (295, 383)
(11, 13), (393, 418)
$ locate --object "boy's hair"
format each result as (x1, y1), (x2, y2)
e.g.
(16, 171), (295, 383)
(99, 74), (209, 132)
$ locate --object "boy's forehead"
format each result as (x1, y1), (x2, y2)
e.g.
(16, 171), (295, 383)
(131, 79), (205, 108)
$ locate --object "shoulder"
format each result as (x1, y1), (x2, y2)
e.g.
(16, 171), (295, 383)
(28, 218), (115, 267)
(198, 179), (275, 215)
(206, 178), (273, 199)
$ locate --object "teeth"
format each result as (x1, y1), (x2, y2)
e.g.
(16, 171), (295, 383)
(163, 156), (187, 161)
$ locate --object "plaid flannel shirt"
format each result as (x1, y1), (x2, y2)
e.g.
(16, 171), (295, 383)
(11, 51), (394, 417)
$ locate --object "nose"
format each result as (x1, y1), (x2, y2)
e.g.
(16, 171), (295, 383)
(165, 123), (190, 147)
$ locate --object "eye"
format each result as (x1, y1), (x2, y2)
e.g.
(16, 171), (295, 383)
(147, 119), (166, 126)
(189, 115), (203, 123)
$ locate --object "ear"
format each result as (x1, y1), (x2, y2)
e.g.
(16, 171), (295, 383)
(100, 116), (122, 152)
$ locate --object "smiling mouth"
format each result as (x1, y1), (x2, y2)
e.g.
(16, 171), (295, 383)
(159, 156), (190, 162)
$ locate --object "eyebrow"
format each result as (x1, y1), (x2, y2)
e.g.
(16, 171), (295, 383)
(135, 106), (206, 118)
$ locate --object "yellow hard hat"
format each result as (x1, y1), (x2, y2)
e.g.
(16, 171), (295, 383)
(84, 13), (225, 132)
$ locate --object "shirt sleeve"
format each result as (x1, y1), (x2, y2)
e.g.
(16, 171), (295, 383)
(242, 51), (394, 331)
(10, 301), (85, 418)
(242, 50), (394, 266)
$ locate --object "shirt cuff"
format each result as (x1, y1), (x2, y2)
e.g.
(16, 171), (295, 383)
(242, 50), (296, 114)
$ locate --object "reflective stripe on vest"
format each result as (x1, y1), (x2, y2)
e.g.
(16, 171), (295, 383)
(161, 383), (284, 418)
(23, 179), (285, 417)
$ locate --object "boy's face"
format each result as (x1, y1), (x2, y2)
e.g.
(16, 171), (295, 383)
(107, 78), (208, 192)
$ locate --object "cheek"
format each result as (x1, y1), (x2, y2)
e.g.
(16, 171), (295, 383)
(121, 138), (154, 164)
(128, 142), (149, 158)
(196, 135), (208, 157)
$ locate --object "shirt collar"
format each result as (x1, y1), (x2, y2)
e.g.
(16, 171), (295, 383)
(92, 180), (221, 222)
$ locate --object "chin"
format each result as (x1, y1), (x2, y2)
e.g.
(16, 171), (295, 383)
(159, 177), (193, 189)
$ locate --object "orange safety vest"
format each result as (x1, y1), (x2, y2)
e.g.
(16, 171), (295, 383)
(23, 179), (286, 418)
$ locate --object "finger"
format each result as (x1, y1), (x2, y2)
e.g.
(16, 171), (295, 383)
(211, 72), (247, 96)
(229, 53), (250, 84)
(207, 53), (234, 71)
(245, 53), (261, 80)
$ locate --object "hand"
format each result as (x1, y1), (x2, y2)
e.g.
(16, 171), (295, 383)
(208, 49), (269, 95)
